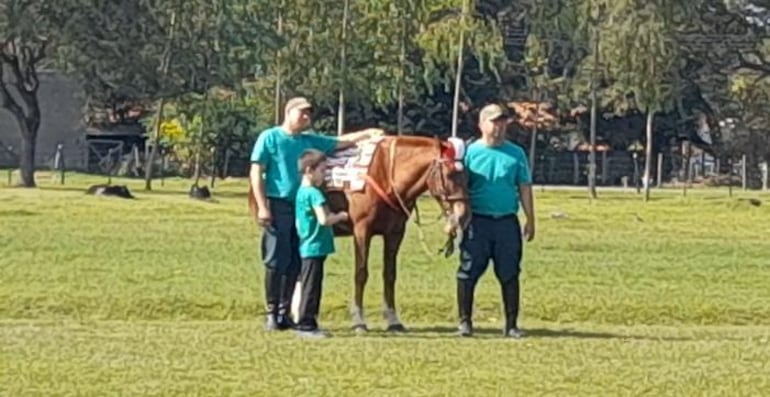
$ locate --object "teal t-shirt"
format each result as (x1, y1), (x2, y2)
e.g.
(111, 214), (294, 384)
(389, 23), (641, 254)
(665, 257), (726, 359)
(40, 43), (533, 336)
(295, 185), (335, 258)
(464, 140), (532, 217)
(250, 126), (338, 201)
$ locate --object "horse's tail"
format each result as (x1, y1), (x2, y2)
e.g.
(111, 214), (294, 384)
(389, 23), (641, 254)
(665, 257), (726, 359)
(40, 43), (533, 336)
(247, 182), (259, 224)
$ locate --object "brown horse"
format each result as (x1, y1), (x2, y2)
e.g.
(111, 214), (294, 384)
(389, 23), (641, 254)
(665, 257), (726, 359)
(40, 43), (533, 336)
(249, 133), (470, 332)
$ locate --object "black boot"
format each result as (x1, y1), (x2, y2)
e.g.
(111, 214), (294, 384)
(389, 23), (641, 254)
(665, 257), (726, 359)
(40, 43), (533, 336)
(264, 268), (281, 331)
(501, 276), (524, 338)
(276, 271), (299, 330)
(457, 279), (475, 337)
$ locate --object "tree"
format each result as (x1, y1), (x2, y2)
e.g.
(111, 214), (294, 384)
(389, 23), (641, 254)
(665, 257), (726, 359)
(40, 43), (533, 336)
(596, 0), (680, 202)
(0, 1), (51, 187)
(53, 0), (282, 189)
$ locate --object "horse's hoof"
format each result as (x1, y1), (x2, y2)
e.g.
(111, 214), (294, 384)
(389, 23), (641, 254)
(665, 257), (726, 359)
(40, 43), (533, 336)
(352, 324), (368, 333)
(386, 324), (407, 333)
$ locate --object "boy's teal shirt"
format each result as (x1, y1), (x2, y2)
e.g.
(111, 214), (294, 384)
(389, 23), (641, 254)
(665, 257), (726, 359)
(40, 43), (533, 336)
(295, 185), (335, 258)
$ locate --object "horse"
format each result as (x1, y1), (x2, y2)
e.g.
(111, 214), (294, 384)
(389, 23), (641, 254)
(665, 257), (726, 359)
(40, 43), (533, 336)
(248, 131), (470, 332)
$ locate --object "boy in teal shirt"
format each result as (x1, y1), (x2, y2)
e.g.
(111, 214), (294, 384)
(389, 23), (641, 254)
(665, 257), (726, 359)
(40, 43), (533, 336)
(294, 149), (348, 338)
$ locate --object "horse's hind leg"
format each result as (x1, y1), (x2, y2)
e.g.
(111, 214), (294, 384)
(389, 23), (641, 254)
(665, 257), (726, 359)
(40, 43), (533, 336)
(383, 229), (407, 332)
(351, 228), (372, 333)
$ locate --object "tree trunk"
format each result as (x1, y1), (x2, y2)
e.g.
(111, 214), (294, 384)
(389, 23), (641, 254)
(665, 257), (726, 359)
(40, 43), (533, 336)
(396, 4), (407, 136)
(3, 103), (40, 188)
(588, 27), (599, 199)
(144, 98), (167, 190)
(528, 88), (538, 174)
(274, 1), (284, 124)
(643, 111), (654, 202)
(18, 129), (37, 187)
(337, 0), (350, 136)
(0, 44), (44, 188)
(450, 0), (468, 138)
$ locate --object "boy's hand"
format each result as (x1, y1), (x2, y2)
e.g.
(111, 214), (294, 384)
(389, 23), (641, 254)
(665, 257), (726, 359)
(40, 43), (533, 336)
(338, 211), (349, 221)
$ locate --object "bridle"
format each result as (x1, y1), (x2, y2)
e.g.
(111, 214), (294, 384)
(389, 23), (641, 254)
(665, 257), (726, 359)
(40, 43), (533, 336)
(426, 154), (468, 219)
(361, 137), (468, 256)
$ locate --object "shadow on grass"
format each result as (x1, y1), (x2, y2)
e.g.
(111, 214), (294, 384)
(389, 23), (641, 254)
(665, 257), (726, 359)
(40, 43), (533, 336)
(341, 325), (694, 342)
(38, 185), (247, 199)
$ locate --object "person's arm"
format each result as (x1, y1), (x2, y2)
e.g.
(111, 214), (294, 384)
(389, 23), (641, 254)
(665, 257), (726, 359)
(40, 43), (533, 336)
(250, 132), (272, 219)
(336, 128), (385, 148)
(250, 163), (269, 213)
(309, 188), (348, 225)
(309, 129), (382, 153)
(313, 205), (348, 226)
(517, 147), (535, 240)
(519, 184), (534, 224)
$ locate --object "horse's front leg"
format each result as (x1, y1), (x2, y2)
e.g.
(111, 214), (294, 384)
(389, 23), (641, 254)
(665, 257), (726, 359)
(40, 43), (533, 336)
(351, 227), (372, 333)
(382, 226), (407, 332)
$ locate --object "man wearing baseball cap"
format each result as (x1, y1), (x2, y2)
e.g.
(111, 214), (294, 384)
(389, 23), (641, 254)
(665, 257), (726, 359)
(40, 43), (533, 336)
(456, 103), (536, 338)
(250, 96), (368, 331)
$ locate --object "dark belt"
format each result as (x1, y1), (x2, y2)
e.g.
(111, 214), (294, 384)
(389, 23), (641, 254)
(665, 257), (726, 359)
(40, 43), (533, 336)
(267, 197), (295, 214)
(472, 212), (517, 221)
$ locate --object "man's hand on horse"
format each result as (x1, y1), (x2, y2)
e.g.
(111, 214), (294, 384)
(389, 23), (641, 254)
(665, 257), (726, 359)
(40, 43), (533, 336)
(338, 128), (386, 143)
(257, 206), (272, 227)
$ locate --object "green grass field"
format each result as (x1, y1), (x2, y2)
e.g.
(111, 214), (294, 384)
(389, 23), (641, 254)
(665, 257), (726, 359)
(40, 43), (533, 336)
(2, 173), (770, 396)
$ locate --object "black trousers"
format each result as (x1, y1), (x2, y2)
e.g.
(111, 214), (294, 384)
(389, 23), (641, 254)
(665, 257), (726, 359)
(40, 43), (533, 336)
(457, 213), (523, 284)
(261, 198), (302, 317)
(457, 213), (523, 329)
(296, 256), (326, 331)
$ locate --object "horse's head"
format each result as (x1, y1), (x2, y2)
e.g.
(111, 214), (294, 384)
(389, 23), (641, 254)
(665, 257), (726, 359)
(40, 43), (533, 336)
(426, 137), (470, 235)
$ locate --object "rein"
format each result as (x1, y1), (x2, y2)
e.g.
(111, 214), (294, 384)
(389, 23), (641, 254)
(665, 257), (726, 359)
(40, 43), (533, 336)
(382, 138), (459, 256)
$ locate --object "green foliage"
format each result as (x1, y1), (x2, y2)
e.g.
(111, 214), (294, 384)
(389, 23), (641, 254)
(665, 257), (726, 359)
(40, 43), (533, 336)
(140, 90), (267, 176)
(51, 0), (282, 108)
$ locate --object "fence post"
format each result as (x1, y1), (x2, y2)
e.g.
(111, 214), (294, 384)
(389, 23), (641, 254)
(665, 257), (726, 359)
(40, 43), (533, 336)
(741, 154), (747, 190)
(132, 144), (141, 176)
(5, 146), (11, 186)
(761, 162), (768, 191)
(54, 143), (65, 185)
(656, 152), (663, 188)
(601, 151), (608, 185)
(209, 147), (216, 188)
(572, 152), (579, 185)
(633, 152), (640, 194)
(728, 157), (733, 197)
(160, 148), (166, 187)
(223, 148), (231, 179)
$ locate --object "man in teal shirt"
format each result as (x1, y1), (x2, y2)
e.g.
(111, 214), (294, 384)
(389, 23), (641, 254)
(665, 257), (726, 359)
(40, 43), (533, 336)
(456, 103), (536, 338)
(250, 97), (359, 331)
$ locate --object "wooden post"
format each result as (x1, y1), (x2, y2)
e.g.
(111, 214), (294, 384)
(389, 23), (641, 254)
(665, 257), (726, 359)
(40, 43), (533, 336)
(6, 146), (12, 186)
(728, 157), (733, 197)
(132, 144), (141, 176)
(715, 158), (720, 177)
(107, 147), (115, 185)
(601, 150), (608, 185)
(741, 154), (747, 190)
(633, 152), (640, 194)
(223, 148), (231, 179)
(761, 162), (768, 191)
(160, 148), (166, 187)
(573, 152), (579, 185)
(55, 144), (65, 185)
(656, 152), (663, 188)
(209, 147), (216, 188)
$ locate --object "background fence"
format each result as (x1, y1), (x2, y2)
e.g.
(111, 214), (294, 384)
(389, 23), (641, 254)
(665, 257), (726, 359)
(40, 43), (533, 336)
(1, 140), (768, 191)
